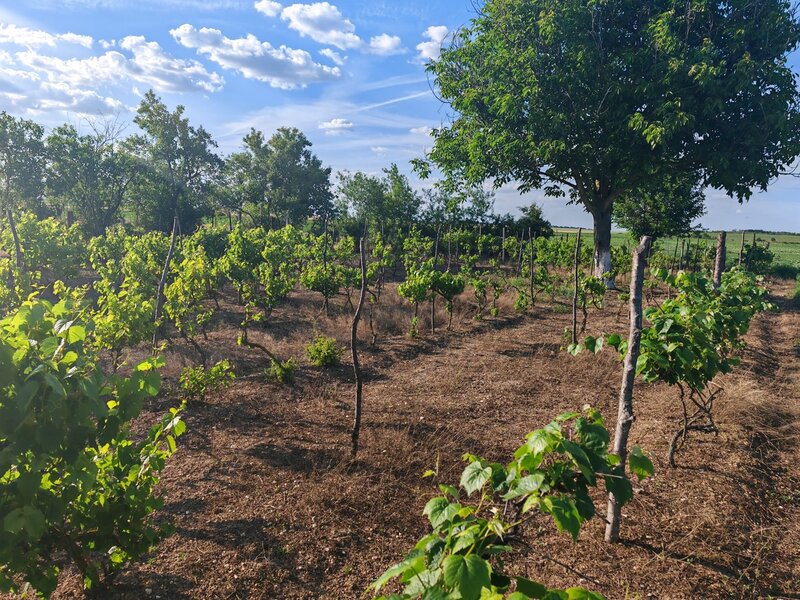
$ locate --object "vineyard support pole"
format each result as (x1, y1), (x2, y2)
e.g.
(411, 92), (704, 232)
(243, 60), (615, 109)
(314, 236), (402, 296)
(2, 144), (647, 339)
(152, 215), (179, 353)
(738, 231), (746, 266)
(571, 228), (582, 346)
(745, 232), (756, 272)
(432, 223), (441, 334)
(528, 228), (535, 305)
(6, 210), (22, 270)
(350, 234), (368, 457)
(712, 232), (726, 289)
(606, 235), (652, 543)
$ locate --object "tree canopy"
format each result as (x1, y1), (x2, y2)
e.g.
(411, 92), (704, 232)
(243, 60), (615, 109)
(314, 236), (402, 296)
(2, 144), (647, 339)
(418, 0), (800, 280)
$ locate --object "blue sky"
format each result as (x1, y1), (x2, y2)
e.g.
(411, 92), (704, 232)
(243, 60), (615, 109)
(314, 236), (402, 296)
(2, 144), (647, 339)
(0, 0), (799, 232)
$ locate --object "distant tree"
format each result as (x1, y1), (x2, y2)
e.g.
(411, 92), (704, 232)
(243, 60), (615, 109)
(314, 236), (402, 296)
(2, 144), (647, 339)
(125, 90), (222, 231)
(614, 174), (706, 239)
(262, 127), (333, 225)
(0, 112), (46, 214)
(46, 123), (139, 236)
(517, 202), (553, 238)
(418, 0), (800, 285)
(338, 164), (420, 244)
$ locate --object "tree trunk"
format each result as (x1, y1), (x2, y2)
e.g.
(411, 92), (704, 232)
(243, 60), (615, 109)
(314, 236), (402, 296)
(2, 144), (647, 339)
(571, 228), (582, 346)
(350, 236), (368, 458)
(6, 210), (23, 270)
(712, 232), (726, 289)
(591, 206), (613, 287)
(605, 235), (652, 543)
(152, 215), (179, 352)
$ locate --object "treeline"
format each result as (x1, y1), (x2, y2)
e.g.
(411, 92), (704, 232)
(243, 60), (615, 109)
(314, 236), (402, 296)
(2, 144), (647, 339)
(0, 91), (553, 243)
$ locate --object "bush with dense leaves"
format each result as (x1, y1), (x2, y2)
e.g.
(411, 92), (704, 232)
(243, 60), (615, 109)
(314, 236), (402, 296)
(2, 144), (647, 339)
(0, 298), (184, 597)
(305, 335), (342, 367)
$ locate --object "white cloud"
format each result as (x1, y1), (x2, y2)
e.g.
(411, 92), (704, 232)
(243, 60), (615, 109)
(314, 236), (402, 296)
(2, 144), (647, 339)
(0, 31), (224, 117)
(11, 36), (223, 94)
(318, 117), (352, 134)
(254, 0), (282, 17)
(171, 24), (339, 90)
(58, 32), (93, 48)
(410, 125), (433, 135)
(0, 80), (123, 115)
(99, 39), (116, 49)
(416, 25), (448, 62)
(280, 2), (361, 50)
(320, 47), (345, 66)
(120, 35), (225, 92)
(0, 23), (93, 48)
(368, 33), (404, 56)
(370, 145), (387, 154)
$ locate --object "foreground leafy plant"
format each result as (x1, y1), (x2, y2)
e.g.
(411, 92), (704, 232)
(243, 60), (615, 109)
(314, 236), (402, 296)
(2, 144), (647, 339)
(0, 298), (185, 597)
(373, 407), (653, 599)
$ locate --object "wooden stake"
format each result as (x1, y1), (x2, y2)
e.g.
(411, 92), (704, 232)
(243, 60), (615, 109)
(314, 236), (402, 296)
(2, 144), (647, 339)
(152, 215), (179, 353)
(571, 227), (582, 346)
(712, 232), (726, 289)
(350, 235), (368, 458)
(605, 235), (652, 543)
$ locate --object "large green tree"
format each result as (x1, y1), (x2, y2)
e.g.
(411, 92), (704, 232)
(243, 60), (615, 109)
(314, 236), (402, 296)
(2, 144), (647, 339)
(338, 164), (421, 243)
(262, 127), (333, 225)
(46, 124), (139, 236)
(125, 91), (222, 231)
(0, 112), (46, 214)
(418, 0), (800, 283)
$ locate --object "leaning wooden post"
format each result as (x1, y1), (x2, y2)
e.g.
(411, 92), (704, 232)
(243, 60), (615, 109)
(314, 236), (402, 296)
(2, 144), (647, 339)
(528, 228), (534, 301)
(745, 232), (756, 272)
(431, 223), (441, 334)
(152, 215), (179, 353)
(605, 235), (652, 543)
(571, 228), (582, 346)
(738, 230), (746, 267)
(712, 232), (726, 289)
(350, 234), (368, 457)
(6, 210), (23, 270)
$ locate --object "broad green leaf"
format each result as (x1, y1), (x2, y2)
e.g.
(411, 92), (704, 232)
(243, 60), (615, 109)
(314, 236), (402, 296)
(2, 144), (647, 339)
(372, 550), (424, 591)
(542, 495), (582, 541)
(460, 461), (492, 496)
(502, 472), (546, 500)
(442, 554), (491, 600)
(628, 446), (654, 480)
(516, 577), (548, 598)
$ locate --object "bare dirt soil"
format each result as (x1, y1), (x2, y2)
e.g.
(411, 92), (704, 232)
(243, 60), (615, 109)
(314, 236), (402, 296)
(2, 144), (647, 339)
(12, 280), (800, 599)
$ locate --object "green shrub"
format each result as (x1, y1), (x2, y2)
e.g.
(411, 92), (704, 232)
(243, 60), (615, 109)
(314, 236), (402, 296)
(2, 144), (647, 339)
(268, 357), (297, 383)
(180, 360), (235, 400)
(770, 262), (799, 279)
(795, 275), (800, 306)
(0, 298), (184, 597)
(305, 335), (343, 367)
